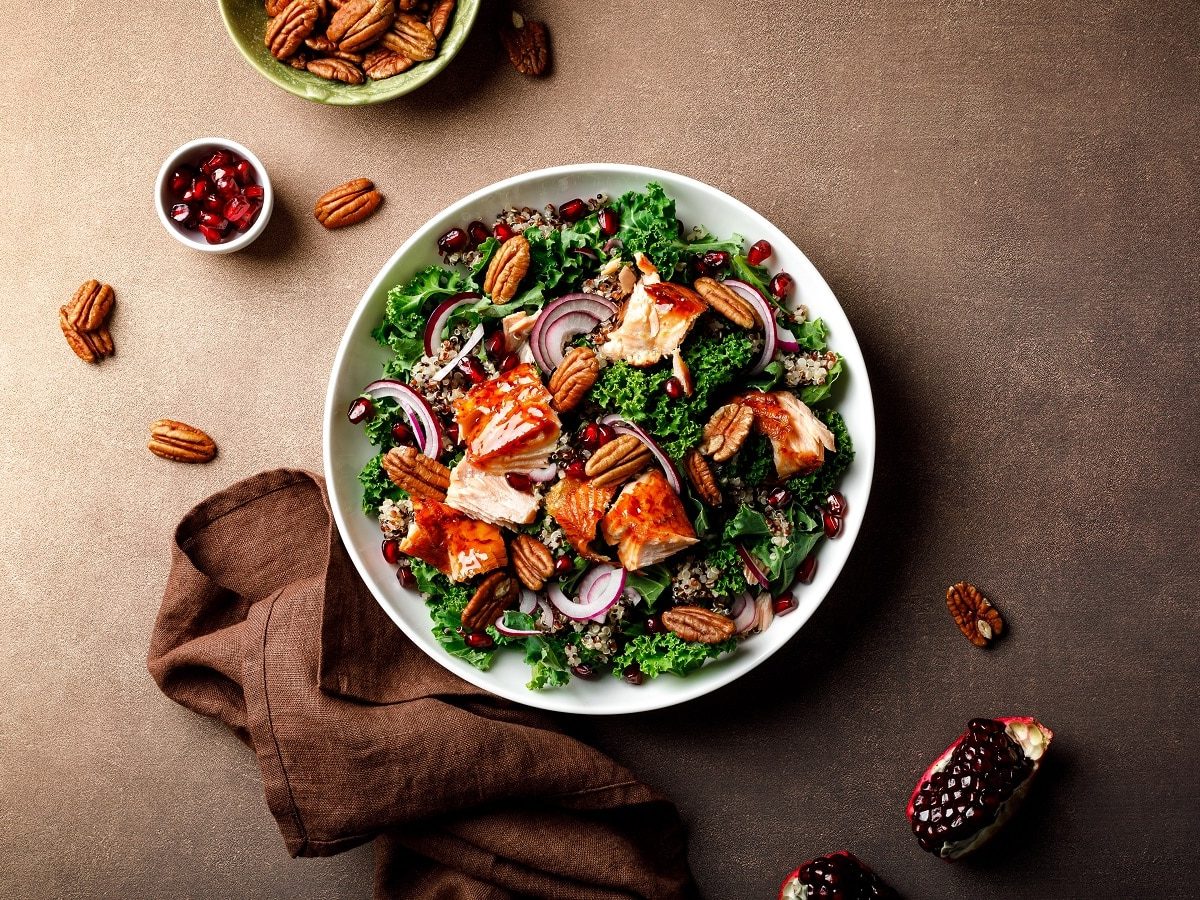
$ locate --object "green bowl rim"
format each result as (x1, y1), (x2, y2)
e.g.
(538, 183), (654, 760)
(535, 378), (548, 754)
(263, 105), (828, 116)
(218, 0), (482, 106)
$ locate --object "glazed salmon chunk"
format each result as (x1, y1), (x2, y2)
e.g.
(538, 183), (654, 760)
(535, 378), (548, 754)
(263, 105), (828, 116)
(740, 390), (837, 479)
(600, 469), (698, 570)
(399, 499), (508, 583)
(453, 363), (561, 473)
(545, 476), (618, 561)
(445, 458), (541, 529)
(598, 253), (707, 367)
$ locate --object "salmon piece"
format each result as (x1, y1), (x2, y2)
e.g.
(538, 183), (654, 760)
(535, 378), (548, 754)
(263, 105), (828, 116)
(740, 391), (836, 479)
(453, 363), (560, 473)
(445, 458), (540, 529)
(598, 254), (707, 367)
(399, 499), (507, 583)
(600, 469), (698, 571)
(502, 310), (538, 351)
(545, 476), (618, 562)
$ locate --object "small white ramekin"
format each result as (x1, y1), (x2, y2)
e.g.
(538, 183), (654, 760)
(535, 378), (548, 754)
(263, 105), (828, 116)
(154, 137), (274, 254)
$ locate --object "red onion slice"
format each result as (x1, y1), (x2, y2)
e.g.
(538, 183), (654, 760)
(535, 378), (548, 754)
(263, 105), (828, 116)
(547, 565), (626, 621)
(518, 589), (538, 615)
(735, 543), (771, 589)
(731, 592), (758, 634)
(432, 322), (484, 382)
(362, 379), (443, 458)
(599, 415), (683, 494)
(530, 293), (616, 371)
(422, 292), (479, 356)
(527, 464), (558, 483)
(776, 324), (800, 353)
(494, 616), (544, 638)
(724, 279), (779, 374)
(535, 597), (555, 630)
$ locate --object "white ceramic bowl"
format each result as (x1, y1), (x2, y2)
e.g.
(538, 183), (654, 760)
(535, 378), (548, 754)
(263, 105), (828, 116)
(323, 164), (876, 715)
(154, 137), (273, 254)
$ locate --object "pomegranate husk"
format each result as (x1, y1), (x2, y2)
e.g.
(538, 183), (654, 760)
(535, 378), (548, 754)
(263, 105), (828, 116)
(907, 715), (1053, 860)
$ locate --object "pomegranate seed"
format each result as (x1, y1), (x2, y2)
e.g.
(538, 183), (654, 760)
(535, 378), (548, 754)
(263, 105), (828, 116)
(346, 397), (373, 424)
(701, 250), (731, 273)
(215, 175), (239, 198)
(823, 511), (843, 538)
(200, 150), (232, 175)
(225, 194), (252, 222)
(747, 239), (773, 266)
(580, 423), (602, 449)
(191, 176), (212, 198)
(465, 632), (494, 649)
(554, 555), (574, 576)
(244, 184), (265, 201)
(500, 353), (519, 372)
(623, 664), (644, 685)
(390, 422), (412, 444)
(798, 554), (818, 584)
(825, 491), (847, 517)
(200, 194), (225, 214)
(769, 272), (794, 300)
(209, 166), (230, 183)
(558, 198), (587, 221)
(169, 203), (192, 223)
(460, 357), (487, 384)
(444, 421), (460, 444)
(594, 424), (615, 445)
(645, 616), (661, 633)
(565, 460), (588, 479)
(664, 377), (684, 400)
(199, 211), (228, 231)
(168, 169), (193, 197)
(233, 160), (256, 185)
(773, 594), (797, 615)
(467, 220), (491, 245)
(766, 487), (792, 507)
(397, 565), (416, 588)
(493, 222), (515, 242)
(382, 539), (400, 564)
(505, 472), (533, 492)
(571, 664), (596, 680)
(437, 227), (470, 255)
(236, 204), (261, 232)
(198, 224), (224, 244)
(485, 330), (507, 360)
(598, 208), (619, 236)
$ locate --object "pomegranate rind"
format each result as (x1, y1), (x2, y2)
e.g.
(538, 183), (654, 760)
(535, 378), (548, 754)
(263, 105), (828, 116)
(778, 869), (803, 900)
(907, 716), (1052, 859)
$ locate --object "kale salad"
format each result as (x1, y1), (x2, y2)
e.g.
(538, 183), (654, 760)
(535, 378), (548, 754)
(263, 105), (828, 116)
(348, 183), (853, 689)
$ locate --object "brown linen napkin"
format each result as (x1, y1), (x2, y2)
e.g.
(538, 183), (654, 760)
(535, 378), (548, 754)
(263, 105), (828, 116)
(147, 468), (697, 900)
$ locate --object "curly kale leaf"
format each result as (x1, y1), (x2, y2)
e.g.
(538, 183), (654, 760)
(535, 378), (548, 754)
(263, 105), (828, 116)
(373, 266), (478, 376)
(612, 632), (736, 680)
(491, 611), (571, 689)
(358, 453), (404, 516)
(476, 217), (607, 297)
(707, 543), (751, 598)
(786, 409), (854, 510)
(613, 183), (742, 278)
(720, 432), (774, 487)
(410, 560), (495, 670)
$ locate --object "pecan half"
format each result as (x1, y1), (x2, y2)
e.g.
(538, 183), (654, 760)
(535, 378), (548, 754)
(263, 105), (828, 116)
(511, 534), (554, 591)
(700, 401), (754, 463)
(946, 582), (1004, 647)
(288, 51), (312, 69)
(327, 0), (395, 52)
(307, 57), (365, 82)
(684, 449), (722, 506)
(380, 12), (437, 60)
(483, 234), (530, 303)
(64, 279), (115, 333)
(266, 0), (290, 15)
(265, 0), (319, 60)
(148, 420), (217, 463)
(693, 276), (756, 329)
(547, 346), (598, 412)
(363, 47), (413, 78)
(662, 606), (736, 644)
(305, 35), (365, 62)
(499, 10), (549, 76)
(89, 325), (114, 357)
(427, 0), (455, 38)
(382, 446), (449, 500)
(461, 570), (519, 632)
(314, 177), (383, 229)
(585, 434), (652, 488)
(59, 308), (102, 363)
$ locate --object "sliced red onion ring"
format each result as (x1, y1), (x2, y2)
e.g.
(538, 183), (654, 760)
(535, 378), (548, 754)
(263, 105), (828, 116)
(622, 586), (642, 606)
(736, 543), (770, 589)
(422, 292), (479, 356)
(527, 464), (558, 483)
(602, 236), (623, 254)
(547, 565), (626, 621)
(432, 322), (484, 382)
(530, 293), (617, 371)
(494, 615), (544, 638)
(731, 592), (758, 634)
(572, 246), (599, 262)
(599, 415), (683, 494)
(536, 597), (555, 630)
(518, 589), (538, 615)
(776, 324), (800, 353)
(362, 379), (443, 458)
(724, 279), (779, 374)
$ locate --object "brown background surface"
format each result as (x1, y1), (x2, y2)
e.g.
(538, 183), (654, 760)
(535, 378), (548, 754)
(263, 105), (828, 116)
(2, 1), (1197, 897)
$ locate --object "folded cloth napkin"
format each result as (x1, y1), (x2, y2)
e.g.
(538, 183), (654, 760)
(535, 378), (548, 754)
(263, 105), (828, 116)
(147, 469), (697, 900)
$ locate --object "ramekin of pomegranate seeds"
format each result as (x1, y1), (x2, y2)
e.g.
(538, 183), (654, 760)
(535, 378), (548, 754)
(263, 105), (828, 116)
(155, 137), (273, 254)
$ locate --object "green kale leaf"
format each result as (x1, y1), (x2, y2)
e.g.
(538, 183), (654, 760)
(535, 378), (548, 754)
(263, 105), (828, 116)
(612, 183), (742, 278)
(410, 560), (495, 670)
(799, 354), (844, 405)
(625, 565), (672, 611)
(358, 452), (404, 515)
(612, 631), (736, 679)
(707, 543), (751, 598)
(374, 265), (478, 375)
(723, 504), (772, 541)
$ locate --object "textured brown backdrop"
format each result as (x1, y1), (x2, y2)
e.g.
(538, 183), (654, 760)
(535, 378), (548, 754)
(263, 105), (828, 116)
(2, 0), (1197, 897)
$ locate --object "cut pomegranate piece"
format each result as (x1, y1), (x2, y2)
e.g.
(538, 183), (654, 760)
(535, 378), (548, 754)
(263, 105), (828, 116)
(553, 555), (574, 576)
(663, 376), (684, 400)
(200, 150), (232, 175)
(225, 194), (252, 223)
(390, 422), (412, 444)
(397, 565), (416, 588)
(747, 239), (773, 266)
(504, 472), (532, 492)
(485, 329), (507, 360)
(564, 459), (587, 480)
(244, 184), (265, 201)
(168, 168), (193, 197)
(199, 194), (224, 215)
(198, 212), (228, 232)
(797, 553), (817, 584)
(499, 352), (519, 372)
(770, 272), (795, 300)
(191, 175), (212, 198)
(465, 631), (494, 649)
(381, 539), (400, 564)
(823, 510), (843, 538)
(598, 207), (619, 236)
(169, 203), (192, 223)
(198, 224), (224, 244)
(766, 487), (792, 507)
(493, 222), (515, 242)
(779, 851), (896, 900)
(908, 716), (1053, 859)
(467, 220), (491, 245)
(437, 227), (470, 255)
(233, 159), (256, 185)
(215, 174), (239, 198)
(558, 197), (587, 221)
(459, 357), (487, 384)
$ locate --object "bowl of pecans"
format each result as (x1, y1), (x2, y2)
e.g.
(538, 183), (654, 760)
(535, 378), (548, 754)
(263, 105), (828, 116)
(220, 0), (481, 105)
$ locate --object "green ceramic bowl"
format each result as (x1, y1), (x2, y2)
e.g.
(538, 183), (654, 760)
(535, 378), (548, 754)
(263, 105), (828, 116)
(219, 0), (481, 105)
